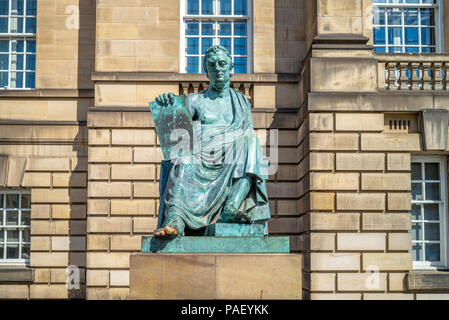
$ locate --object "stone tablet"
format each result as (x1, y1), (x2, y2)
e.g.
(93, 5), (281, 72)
(149, 95), (200, 160)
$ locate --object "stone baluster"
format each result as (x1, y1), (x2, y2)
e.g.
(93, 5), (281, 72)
(385, 62), (390, 90)
(180, 82), (190, 95)
(416, 63), (424, 90)
(428, 63), (435, 90)
(406, 63), (413, 90)
(243, 83), (252, 104)
(441, 63), (447, 91)
(394, 63), (401, 89)
(192, 82), (200, 93)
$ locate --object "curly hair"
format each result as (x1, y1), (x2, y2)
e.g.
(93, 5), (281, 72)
(202, 45), (234, 74)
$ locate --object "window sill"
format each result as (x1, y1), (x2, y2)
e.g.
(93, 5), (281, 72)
(407, 271), (449, 292)
(0, 266), (34, 283)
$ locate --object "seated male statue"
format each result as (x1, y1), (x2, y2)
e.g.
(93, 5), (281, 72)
(152, 45), (270, 238)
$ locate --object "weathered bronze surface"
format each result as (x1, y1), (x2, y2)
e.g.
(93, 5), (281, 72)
(149, 46), (270, 238)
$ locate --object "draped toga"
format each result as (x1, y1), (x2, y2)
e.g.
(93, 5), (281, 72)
(155, 88), (270, 233)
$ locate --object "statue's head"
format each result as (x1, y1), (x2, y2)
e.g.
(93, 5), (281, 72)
(203, 45), (233, 90)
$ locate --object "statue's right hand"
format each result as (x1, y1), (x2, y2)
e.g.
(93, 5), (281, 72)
(155, 92), (176, 107)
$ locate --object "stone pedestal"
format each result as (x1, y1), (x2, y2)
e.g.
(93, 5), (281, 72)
(129, 253), (302, 300)
(130, 223), (302, 300)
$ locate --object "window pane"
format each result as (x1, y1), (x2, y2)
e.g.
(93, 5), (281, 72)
(387, 8), (402, 25)
(234, 0), (247, 15)
(22, 229), (30, 242)
(0, 17), (8, 33)
(219, 38), (231, 53)
(374, 27), (386, 45)
(0, 54), (8, 70)
(0, 244), (3, 259)
(13, 40), (24, 52)
(9, 17), (23, 33)
(187, 0), (199, 14)
(219, 22), (231, 35)
(405, 28), (418, 45)
(388, 27), (402, 45)
(411, 163), (422, 180)
(405, 47), (419, 53)
(202, 0), (213, 14)
(425, 163), (440, 180)
(21, 211), (30, 226)
(187, 37), (199, 55)
(0, 40), (8, 52)
(425, 243), (440, 262)
(424, 223), (440, 241)
(234, 57), (246, 74)
(0, 71), (6, 87)
(6, 229), (19, 242)
(412, 204), (421, 220)
(234, 38), (246, 55)
(5, 211), (18, 225)
(202, 22), (214, 35)
(420, 9), (434, 26)
(186, 22), (199, 35)
(187, 56), (199, 73)
(11, 0), (24, 15)
(25, 71), (34, 88)
(373, 7), (385, 25)
(374, 47), (386, 53)
(220, 0), (232, 15)
(6, 194), (19, 209)
(404, 8), (418, 25)
(421, 28), (435, 45)
(25, 17), (35, 33)
(234, 22), (246, 36)
(0, 229), (3, 242)
(423, 204), (439, 221)
(10, 54), (24, 70)
(0, 0), (8, 15)
(26, 40), (35, 52)
(6, 244), (19, 259)
(412, 223), (422, 240)
(0, 194), (3, 208)
(26, 0), (37, 15)
(425, 183), (440, 201)
(411, 182), (423, 201)
(412, 243), (422, 261)
(21, 244), (29, 260)
(201, 38), (213, 54)
(26, 54), (34, 70)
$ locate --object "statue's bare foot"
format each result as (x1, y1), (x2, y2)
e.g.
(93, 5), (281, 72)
(154, 226), (179, 238)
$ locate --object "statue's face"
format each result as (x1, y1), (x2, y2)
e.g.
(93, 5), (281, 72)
(205, 51), (232, 89)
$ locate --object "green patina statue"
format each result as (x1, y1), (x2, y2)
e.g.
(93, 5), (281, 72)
(149, 45), (270, 239)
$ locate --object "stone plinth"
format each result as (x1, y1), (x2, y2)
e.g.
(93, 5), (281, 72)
(129, 253), (302, 300)
(142, 236), (290, 253)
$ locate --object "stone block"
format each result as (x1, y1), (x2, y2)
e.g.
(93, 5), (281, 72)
(337, 273), (387, 291)
(309, 133), (359, 151)
(362, 213), (411, 231)
(88, 182), (131, 198)
(310, 253), (360, 271)
(87, 252), (130, 269)
(388, 193), (411, 211)
(309, 113), (333, 131)
(337, 233), (386, 251)
(87, 235), (109, 251)
(361, 134), (421, 151)
(310, 273), (335, 291)
(361, 173), (410, 191)
(387, 153), (411, 171)
(310, 173), (359, 190)
(0, 285), (28, 299)
(310, 233), (335, 251)
(363, 293), (413, 300)
(310, 213), (360, 231)
(31, 205), (51, 219)
(111, 129), (155, 145)
(88, 164), (110, 180)
(110, 270), (130, 287)
(310, 152), (334, 171)
(129, 253), (302, 300)
(30, 285), (68, 299)
(89, 129), (111, 145)
(110, 235), (142, 251)
(310, 192), (335, 211)
(87, 217), (132, 233)
(389, 233), (412, 251)
(336, 153), (385, 171)
(337, 193), (385, 210)
(30, 252), (69, 267)
(111, 164), (155, 180)
(30, 237), (51, 251)
(133, 217), (158, 233)
(133, 182), (159, 197)
(86, 270), (109, 287)
(88, 147), (133, 163)
(87, 199), (110, 215)
(310, 293), (361, 300)
(22, 172), (51, 187)
(335, 113), (384, 131)
(362, 253), (412, 271)
(389, 273), (407, 291)
(86, 288), (129, 300)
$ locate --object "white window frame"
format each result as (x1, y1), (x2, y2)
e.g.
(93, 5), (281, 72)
(0, 189), (31, 266)
(180, 0), (253, 74)
(411, 155), (449, 270)
(372, 0), (444, 53)
(0, 0), (36, 90)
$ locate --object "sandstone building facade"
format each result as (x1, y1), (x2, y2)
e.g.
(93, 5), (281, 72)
(0, 0), (449, 300)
